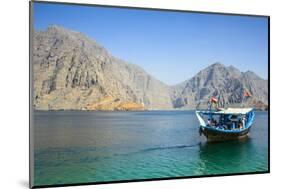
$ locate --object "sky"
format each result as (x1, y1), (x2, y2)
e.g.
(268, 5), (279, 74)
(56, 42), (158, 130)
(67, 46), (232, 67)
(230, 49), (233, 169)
(33, 2), (268, 85)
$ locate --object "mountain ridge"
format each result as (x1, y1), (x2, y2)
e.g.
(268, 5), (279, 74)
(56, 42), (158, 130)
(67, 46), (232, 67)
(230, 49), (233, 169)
(33, 25), (268, 110)
(172, 62), (268, 109)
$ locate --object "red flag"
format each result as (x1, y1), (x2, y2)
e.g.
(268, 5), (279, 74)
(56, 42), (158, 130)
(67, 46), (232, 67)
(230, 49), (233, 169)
(243, 90), (251, 97)
(210, 97), (218, 103)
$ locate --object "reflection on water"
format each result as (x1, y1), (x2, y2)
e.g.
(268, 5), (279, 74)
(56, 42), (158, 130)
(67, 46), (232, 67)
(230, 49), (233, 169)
(196, 138), (267, 175)
(33, 111), (268, 186)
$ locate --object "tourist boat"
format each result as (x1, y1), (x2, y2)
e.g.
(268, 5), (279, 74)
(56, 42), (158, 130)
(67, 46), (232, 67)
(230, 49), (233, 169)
(195, 107), (255, 142)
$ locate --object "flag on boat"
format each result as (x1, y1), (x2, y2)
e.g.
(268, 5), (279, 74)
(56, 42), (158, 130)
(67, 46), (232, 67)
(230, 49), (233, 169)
(243, 90), (251, 97)
(210, 97), (218, 103)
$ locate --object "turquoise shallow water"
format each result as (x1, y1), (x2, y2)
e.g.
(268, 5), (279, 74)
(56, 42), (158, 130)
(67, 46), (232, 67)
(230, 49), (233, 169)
(33, 111), (268, 186)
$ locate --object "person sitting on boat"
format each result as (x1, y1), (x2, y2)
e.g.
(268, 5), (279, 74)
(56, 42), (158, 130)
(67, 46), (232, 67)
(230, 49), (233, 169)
(238, 119), (243, 129)
(207, 118), (211, 126)
(224, 116), (232, 130)
(217, 125), (226, 130)
(212, 118), (218, 126)
(210, 118), (217, 127)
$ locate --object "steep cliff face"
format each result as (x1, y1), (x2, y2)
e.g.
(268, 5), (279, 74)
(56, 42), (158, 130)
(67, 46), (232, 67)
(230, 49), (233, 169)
(33, 26), (268, 111)
(172, 63), (268, 109)
(33, 26), (172, 110)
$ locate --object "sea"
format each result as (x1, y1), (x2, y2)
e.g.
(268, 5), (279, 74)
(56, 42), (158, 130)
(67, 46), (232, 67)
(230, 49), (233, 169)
(33, 110), (269, 186)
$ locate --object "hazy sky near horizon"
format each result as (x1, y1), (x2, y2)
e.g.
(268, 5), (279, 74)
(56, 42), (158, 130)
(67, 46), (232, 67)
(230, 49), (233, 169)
(33, 2), (268, 85)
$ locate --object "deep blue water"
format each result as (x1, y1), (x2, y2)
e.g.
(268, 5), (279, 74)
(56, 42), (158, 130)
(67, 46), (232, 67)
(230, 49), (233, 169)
(33, 111), (268, 186)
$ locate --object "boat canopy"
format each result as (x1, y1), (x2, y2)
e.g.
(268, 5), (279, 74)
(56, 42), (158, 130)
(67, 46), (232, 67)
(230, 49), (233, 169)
(216, 108), (253, 115)
(198, 108), (253, 115)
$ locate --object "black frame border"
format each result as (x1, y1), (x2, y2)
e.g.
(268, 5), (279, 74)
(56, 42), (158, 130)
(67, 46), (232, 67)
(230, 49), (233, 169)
(29, 0), (270, 188)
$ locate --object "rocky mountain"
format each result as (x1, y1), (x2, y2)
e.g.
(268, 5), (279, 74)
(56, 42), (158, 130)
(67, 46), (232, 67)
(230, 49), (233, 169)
(172, 63), (268, 109)
(33, 25), (172, 110)
(33, 26), (268, 111)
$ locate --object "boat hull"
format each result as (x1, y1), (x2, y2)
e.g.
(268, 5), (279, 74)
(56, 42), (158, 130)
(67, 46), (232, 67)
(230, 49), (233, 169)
(201, 127), (250, 142)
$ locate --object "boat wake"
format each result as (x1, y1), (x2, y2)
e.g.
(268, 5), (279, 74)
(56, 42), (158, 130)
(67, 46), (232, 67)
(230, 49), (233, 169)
(139, 143), (200, 153)
(35, 143), (202, 166)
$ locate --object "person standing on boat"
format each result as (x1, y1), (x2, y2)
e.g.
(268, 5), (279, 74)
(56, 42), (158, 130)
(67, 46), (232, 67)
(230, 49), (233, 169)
(242, 116), (246, 129)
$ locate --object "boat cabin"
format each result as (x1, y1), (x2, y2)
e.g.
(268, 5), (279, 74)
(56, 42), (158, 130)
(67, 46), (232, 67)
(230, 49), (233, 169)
(196, 108), (254, 132)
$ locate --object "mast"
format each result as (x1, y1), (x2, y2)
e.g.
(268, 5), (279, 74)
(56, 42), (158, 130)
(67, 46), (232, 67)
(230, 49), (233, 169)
(208, 101), (212, 120)
(241, 94), (244, 108)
